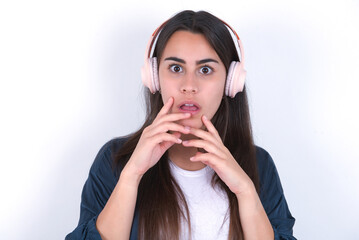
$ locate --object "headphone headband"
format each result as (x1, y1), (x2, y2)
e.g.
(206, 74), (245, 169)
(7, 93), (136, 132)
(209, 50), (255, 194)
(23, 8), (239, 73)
(146, 20), (168, 59)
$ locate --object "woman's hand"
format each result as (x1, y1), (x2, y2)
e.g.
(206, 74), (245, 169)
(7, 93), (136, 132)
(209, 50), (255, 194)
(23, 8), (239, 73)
(98, 98), (190, 240)
(124, 97), (191, 178)
(182, 115), (255, 197)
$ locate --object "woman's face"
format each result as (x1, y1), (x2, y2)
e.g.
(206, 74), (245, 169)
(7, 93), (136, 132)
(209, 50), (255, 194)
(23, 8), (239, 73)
(158, 30), (227, 129)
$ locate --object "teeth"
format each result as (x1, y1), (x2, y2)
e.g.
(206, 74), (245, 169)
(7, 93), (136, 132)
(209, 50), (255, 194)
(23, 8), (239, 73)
(184, 104), (194, 106)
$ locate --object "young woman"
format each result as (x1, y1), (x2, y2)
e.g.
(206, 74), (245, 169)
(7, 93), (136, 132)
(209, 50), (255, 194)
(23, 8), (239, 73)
(66, 10), (296, 240)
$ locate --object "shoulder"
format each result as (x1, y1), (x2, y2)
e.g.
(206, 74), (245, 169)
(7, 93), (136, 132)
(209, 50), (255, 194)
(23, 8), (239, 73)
(254, 146), (276, 172)
(254, 146), (284, 195)
(89, 137), (130, 178)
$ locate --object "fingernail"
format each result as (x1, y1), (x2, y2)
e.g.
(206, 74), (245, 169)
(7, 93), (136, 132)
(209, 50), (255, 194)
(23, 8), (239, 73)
(182, 140), (188, 144)
(203, 115), (208, 120)
(190, 156), (195, 161)
(184, 126), (191, 131)
(184, 113), (191, 117)
(177, 138), (182, 143)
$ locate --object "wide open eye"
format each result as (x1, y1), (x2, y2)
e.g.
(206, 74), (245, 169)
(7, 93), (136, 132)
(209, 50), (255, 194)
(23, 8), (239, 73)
(169, 64), (183, 73)
(199, 66), (213, 75)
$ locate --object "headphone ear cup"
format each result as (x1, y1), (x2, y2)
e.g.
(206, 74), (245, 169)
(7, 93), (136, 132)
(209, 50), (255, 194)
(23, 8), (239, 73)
(225, 62), (236, 97)
(150, 57), (160, 92)
(225, 61), (246, 98)
(141, 58), (153, 92)
(141, 57), (159, 93)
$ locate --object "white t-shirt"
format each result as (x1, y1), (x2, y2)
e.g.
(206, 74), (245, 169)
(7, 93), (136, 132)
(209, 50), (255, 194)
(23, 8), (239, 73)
(169, 160), (230, 240)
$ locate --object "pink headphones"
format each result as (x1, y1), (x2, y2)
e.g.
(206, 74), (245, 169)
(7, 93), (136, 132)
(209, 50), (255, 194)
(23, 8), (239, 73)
(141, 20), (247, 98)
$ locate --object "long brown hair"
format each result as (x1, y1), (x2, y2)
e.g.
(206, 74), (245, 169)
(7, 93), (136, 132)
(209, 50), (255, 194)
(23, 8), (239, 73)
(113, 10), (259, 240)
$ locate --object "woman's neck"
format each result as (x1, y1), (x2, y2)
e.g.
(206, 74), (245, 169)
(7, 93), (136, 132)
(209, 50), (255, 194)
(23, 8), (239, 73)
(168, 134), (206, 171)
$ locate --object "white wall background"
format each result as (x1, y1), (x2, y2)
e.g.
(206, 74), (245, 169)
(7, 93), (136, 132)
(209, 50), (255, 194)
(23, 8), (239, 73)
(0, 0), (358, 239)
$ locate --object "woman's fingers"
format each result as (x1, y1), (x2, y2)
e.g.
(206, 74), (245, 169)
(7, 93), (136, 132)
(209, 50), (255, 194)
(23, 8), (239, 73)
(147, 97), (192, 136)
(201, 115), (222, 142)
(184, 117), (221, 146)
(153, 132), (182, 144)
(128, 96), (192, 176)
(186, 127), (217, 146)
(171, 131), (182, 139)
(157, 97), (174, 117)
(182, 139), (227, 159)
(189, 152), (218, 166)
(158, 112), (191, 124)
(153, 112), (191, 128)
(146, 122), (190, 138)
(179, 114), (250, 195)
(152, 97), (191, 126)
(189, 151), (245, 194)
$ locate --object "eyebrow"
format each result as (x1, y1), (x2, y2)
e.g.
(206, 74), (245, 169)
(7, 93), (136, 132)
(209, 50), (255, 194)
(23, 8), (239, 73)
(164, 57), (219, 65)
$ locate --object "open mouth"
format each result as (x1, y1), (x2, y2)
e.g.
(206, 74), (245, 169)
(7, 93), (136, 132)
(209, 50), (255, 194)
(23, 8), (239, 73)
(178, 101), (201, 114)
(180, 103), (198, 111)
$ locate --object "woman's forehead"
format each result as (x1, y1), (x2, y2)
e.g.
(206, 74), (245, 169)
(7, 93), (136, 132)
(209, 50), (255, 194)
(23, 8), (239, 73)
(161, 31), (221, 63)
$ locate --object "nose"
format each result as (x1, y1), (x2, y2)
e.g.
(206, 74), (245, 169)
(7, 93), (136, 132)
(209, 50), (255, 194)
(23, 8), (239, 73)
(180, 74), (198, 94)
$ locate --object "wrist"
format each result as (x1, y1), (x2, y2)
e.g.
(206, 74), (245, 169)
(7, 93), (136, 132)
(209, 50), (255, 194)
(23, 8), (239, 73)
(235, 183), (264, 215)
(235, 181), (257, 201)
(120, 163), (143, 187)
